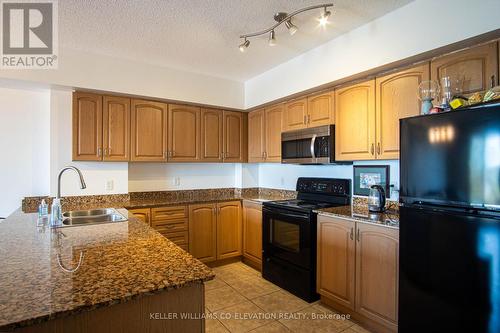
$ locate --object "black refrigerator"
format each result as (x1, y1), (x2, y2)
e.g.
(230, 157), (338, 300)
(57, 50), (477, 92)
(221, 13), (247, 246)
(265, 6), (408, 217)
(399, 102), (500, 333)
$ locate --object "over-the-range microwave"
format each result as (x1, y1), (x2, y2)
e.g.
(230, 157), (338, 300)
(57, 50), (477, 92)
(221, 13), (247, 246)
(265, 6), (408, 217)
(281, 125), (350, 164)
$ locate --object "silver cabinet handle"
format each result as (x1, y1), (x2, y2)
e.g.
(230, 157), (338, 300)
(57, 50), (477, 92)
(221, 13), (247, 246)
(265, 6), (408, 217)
(303, 115), (306, 124)
(350, 227), (353, 240)
(371, 143), (375, 156)
(97, 148), (102, 157)
(307, 115), (311, 124)
(264, 151), (267, 159)
(377, 143), (381, 155)
(108, 148), (112, 155)
(310, 134), (317, 159)
(357, 228), (360, 242)
(163, 151), (167, 159)
(491, 75), (496, 88)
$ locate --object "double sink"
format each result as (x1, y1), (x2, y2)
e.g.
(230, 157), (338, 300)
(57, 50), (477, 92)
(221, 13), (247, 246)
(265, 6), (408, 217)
(61, 208), (127, 227)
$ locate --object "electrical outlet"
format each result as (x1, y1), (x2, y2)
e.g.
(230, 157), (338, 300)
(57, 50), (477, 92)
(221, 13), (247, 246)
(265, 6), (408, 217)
(174, 177), (181, 186)
(105, 180), (114, 191)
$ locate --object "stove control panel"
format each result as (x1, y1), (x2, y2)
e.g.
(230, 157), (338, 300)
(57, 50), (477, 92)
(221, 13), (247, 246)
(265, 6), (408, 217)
(296, 177), (350, 196)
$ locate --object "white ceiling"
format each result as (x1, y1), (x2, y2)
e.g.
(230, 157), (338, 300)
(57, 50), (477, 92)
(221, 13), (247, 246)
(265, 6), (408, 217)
(59, 0), (413, 82)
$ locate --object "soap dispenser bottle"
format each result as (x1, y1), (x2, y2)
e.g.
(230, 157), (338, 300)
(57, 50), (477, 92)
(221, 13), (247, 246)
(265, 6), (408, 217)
(50, 198), (63, 228)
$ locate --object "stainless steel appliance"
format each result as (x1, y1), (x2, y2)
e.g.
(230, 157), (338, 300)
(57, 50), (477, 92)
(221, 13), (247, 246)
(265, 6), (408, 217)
(262, 177), (351, 302)
(281, 125), (348, 164)
(399, 102), (500, 332)
(368, 184), (386, 212)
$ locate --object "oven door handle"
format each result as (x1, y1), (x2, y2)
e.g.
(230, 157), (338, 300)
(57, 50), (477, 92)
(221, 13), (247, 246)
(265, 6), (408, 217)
(310, 134), (317, 160)
(263, 208), (309, 220)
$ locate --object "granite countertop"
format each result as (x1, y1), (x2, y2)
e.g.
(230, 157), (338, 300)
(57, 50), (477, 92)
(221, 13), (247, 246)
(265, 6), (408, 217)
(315, 205), (399, 229)
(0, 209), (214, 331)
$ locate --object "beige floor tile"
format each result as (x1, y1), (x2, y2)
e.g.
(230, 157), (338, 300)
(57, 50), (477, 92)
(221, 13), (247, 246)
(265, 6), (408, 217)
(310, 303), (354, 332)
(249, 320), (290, 332)
(348, 323), (373, 333)
(251, 290), (310, 315)
(279, 305), (353, 333)
(215, 266), (257, 284)
(206, 277), (229, 291)
(215, 300), (273, 333)
(206, 318), (230, 333)
(206, 285), (248, 312)
(227, 275), (280, 299)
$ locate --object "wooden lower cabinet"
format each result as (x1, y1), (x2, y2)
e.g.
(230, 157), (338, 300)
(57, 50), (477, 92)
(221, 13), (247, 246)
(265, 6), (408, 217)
(317, 215), (399, 332)
(188, 204), (218, 263)
(217, 201), (242, 259)
(128, 208), (151, 225)
(242, 201), (262, 268)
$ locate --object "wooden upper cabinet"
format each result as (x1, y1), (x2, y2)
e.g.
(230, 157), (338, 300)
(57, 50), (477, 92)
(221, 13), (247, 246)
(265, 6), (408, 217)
(168, 104), (200, 162)
(317, 215), (356, 310)
(335, 80), (376, 161)
(264, 104), (283, 162)
(356, 223), (399, 329)
(307, 91), (334, 127)
(188, 203), (217, 263)
(431, 42), (498, 96)
(200, 108), (223, 162)
(283, 98), (307, 131)
(216, 201), (242, 260)
(243, 201), (263, 266)
(72, 92), (103, 161)
(248, 109), (266, 163)
(376, 63), (430, 160)
(223, 111), (247, 162)
(102, 96), (130, 161)
(130, 99), (167, 162)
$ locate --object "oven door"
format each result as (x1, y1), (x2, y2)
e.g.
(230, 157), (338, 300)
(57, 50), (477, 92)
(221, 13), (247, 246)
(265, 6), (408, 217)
(262, 206), (312, 269)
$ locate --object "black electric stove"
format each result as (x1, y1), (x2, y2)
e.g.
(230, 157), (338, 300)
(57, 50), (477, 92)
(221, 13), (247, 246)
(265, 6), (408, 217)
(262, 177), (351, 302)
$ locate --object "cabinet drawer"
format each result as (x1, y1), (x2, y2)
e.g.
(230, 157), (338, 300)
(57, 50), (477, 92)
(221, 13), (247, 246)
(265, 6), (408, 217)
(153, 218), (188, 231)
(159, 230), (189, 245)
(151, 206), (187, 221)
(178, 243), (189, 251)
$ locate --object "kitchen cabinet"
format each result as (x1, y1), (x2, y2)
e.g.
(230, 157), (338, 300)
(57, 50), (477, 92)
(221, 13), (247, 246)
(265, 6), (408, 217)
(223, 111), (247, 162)
(168, 104), (200, 162)
(335, 80), (376, 161)
(431, 42), (498, 96)
(264, 104), (283, 162)
(130, 99), (168, 162)
(243, 201), (262, 269)
(216, 201), (242, 260)
(102, 96), (130, 161)
(307, 91), (334, 127)
(375, 63), (429, 159)
(248, 108), (266, 162)
(188, 203), (218, 263)
(72, 92), (103, 161)
(355, 222), (399, 330)
(283, 98), (308, 131)
(152, 205), (189, 251)
(317, 215), (399, 332)
(128, 208), (151, 225)
(200, 108), (223, 162)
(317, 215), (355, 310)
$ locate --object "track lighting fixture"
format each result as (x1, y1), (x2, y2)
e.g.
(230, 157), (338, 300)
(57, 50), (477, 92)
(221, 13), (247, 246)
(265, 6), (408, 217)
(238, 3), (333, 51)
(268, 30), (276, 46)
(239, 38), (250, 52)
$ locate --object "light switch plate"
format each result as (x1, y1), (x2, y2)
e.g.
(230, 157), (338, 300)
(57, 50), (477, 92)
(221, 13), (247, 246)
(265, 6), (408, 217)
(105, 180), (114, 191)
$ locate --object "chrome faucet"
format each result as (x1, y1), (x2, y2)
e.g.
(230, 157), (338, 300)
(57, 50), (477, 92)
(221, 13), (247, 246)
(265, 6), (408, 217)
(57, 166), (87, 199)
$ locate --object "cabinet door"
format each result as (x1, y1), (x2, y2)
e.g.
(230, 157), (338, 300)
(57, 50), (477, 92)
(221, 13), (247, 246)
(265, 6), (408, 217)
(102, 96), (130, 161)
(223, 111), (247, 162)
(376, 63), (429, 160)
(243, 201), (262, 265)
(130, 99), (167, 161)
(200, 108), (223, 162)
(72, 92), (102, 161)
(248, 109), (265, 163)
(317, 216), (355, 310)
(335, 80), (376, 161)
(168, 104), (200, 162)
(431, 42), (498, 96)
(128, 208), (150, 225)
(356, 223), (399, 329)
(307, 91), (334, 127)
(188, 203), (217, 263)
(216, 201), (242, 260)
(283, 98), (307, 131)
(264, 104), (283, 162)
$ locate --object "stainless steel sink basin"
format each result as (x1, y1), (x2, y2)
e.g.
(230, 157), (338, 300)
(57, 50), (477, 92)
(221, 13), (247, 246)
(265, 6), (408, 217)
(61, 208), (127, 227)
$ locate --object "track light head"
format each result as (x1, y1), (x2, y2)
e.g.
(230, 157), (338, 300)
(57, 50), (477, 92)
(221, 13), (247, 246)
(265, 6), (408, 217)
(239, 39), (250, 52)
(319, 7), (331, 26)
(285, 19), (298, 36)
(268, 30), (276, 46)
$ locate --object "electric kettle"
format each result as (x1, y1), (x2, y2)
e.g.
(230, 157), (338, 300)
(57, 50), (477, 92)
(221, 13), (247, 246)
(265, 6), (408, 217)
(368, 185), (386, 212)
